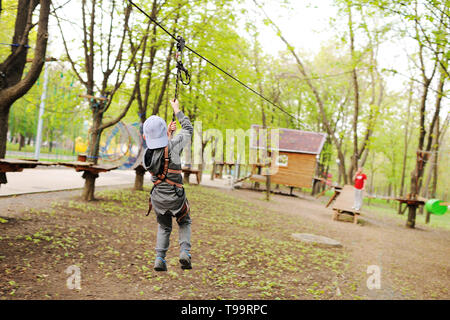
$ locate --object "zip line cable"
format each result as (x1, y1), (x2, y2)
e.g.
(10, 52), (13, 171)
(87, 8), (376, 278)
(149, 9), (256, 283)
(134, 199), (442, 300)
(126, 0), (297, 120)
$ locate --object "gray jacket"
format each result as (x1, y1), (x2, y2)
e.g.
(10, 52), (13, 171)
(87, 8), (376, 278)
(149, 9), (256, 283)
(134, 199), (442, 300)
(142, 111), (193, 216)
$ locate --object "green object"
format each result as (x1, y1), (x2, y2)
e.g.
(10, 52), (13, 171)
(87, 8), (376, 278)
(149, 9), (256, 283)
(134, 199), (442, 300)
(425, 199), (448, 215)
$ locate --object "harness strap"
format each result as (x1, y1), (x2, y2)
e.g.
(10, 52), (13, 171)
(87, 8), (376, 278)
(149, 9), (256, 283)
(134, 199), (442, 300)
(146, 145), (184, 216)
(152, 146), (183, 187)
(154, 176), (183, 188)
(176, 200), (190, 223)
(146, 196), (153, 216)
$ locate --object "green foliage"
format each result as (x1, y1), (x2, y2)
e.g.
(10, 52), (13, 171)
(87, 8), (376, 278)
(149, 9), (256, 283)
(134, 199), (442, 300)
(7, 64), (87, 153)
(3, 0), (448, 197)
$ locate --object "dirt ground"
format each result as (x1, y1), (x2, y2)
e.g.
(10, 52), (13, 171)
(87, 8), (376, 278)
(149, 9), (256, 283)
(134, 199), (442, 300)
(0, 184), (448, 300)
(232, 186), (450, 299)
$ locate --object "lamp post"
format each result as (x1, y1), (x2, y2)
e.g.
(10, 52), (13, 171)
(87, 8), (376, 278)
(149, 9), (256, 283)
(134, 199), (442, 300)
(34, 57), (57, 160)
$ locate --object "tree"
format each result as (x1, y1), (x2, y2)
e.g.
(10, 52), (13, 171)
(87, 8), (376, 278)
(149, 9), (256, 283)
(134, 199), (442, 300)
(0, 0), (51, 184)
(406, 2), (447, 228)
(55, 0), (141, 200)
(360, 0), (448, 229)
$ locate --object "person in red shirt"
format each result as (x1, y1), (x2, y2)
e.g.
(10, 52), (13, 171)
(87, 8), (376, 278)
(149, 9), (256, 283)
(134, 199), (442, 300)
(353, 167), (367, 211)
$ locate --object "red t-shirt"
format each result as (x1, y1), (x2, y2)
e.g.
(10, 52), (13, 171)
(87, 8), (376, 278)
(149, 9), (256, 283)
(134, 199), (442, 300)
(354, 173), (367, 190)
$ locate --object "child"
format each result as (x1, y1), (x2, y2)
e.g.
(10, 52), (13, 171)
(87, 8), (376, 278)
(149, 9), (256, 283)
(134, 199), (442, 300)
(353, 167), (367, 211)
(142, 99), (193, 271)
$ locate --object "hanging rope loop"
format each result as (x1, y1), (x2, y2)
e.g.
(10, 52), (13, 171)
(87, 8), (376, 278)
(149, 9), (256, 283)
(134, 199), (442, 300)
(176, 35), (185, 54)
(174, 36), (190, 101)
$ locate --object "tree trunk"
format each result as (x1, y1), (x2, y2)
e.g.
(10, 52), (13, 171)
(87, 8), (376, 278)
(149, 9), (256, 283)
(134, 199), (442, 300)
(407, 204), (418, 229)
(48, 129), (53, 153)
(82, 110), (103, 200)
(134, 165), (146, 191)
(82, 171), (97, 201)
(19, 133), (25, 151)
(210, 137), (216, 181)
(431, 144), (439, 199)
(407, 78), (432, 228)
(347, 4), (360, 182)
(0, 107), (9, 157)
(0, 109), (10, 185)
(399, 83), (413, 201)
(0, 0), (50, 164)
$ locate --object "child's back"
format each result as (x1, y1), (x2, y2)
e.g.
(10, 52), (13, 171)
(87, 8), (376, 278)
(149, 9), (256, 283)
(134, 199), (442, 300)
(142, 99), (193, 271)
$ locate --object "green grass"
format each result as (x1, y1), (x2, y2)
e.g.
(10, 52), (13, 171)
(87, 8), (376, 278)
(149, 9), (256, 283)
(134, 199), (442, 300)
(6, 142), (75, 156)
(363, 200), (450, 230)
(0, 185), (354, 299)
(319, 189), (450, 230)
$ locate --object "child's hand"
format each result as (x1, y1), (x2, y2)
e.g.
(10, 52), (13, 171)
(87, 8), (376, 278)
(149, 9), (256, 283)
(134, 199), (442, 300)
(170, 99), (180, 114)
(168, 121), (176, 136)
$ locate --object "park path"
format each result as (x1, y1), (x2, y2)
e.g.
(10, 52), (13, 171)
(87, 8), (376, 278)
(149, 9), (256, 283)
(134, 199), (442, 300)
(226, 187), (450, 299)
(0, 168), (230, 197)
(1, 173), (448, 299)
(0, 168), (152, 197)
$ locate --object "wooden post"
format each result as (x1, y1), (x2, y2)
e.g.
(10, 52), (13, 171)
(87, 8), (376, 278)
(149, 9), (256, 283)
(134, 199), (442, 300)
(183, 171), (190, 184)
(134, 165), (146, 190)
(425, 210), (431, 224)
(406, 204), (418, 228)
(210, 162), (215, 181)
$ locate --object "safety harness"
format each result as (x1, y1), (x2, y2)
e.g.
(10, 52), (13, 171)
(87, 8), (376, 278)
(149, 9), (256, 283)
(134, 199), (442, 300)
(146, 146), (190, 223)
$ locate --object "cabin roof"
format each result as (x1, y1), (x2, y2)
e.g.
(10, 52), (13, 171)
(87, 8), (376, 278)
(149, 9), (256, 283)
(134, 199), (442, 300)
(250, 125), (327, 155)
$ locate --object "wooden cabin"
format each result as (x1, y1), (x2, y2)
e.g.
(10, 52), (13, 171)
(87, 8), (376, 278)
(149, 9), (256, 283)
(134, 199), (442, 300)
(249, 125), (326, 189)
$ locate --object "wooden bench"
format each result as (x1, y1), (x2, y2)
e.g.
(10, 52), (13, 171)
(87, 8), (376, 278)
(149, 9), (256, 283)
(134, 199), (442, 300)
(325, 186), (343, 207)
(332, 208), (360, 224)
(182, 167), (201, 184)
(0, 158), (54, 185)
(213, 162), (224, 179)
(331, 185), (361, 224)
(249, 174), (266, 183)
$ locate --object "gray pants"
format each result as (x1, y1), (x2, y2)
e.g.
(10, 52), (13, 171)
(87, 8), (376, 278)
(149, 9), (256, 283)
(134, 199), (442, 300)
(155, 212), (191, 258)
(354, 188), (364, 210)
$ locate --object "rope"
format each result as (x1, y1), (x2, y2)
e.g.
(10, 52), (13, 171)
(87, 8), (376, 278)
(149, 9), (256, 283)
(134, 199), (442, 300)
(174, 36), (190, 122)
(126, 0), (296, 120)
(0, 43), (31, 48)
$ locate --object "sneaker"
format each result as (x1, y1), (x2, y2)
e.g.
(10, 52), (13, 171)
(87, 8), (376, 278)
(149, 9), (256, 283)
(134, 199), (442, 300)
(154, 257), (167, 271)
(179, 250), (192, 270)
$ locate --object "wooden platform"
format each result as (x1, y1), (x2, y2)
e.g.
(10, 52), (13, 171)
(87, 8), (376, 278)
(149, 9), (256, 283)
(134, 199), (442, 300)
(182, 167), (201, 184)
(395, 196), (427, 205)
(331, 185), (360, 224)
(0, 159), (54, 172)
(58, 161), (119, 174)
(0, 158), (55, 185)
(325, 186), (343, 207)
